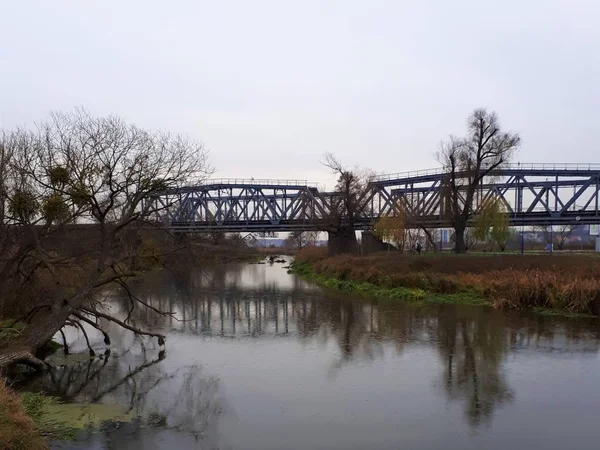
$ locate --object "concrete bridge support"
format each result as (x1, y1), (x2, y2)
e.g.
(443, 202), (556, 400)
(327, 227), (359, 256)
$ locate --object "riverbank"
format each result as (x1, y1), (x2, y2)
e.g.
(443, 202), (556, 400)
(291, 261), (489, 306)
(0, 235), (260, 447)
(0, 380), (46, 449)
(1, 378), (139, 449)
(292, 248), (600, 316)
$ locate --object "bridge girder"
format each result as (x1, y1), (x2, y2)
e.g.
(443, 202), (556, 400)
(146, 167), (600, 232)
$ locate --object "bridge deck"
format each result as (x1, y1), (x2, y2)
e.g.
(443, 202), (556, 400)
(147, 165), (600, 231)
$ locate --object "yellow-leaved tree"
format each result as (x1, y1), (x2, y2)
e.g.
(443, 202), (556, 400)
(474, 198), (511, 251)
(373, 207), (412, 252)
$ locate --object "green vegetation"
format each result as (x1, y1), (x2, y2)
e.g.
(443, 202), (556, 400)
(0, 320), (26, 340)
(21, 392), (134, 440)
(0, 381), (46, 450)
(21, 392), (77, 441)
(1, 376), (136, 448)
(473, 197), (511, 251)
(292, 248), (600, 317)
(291, 262), (489, 307)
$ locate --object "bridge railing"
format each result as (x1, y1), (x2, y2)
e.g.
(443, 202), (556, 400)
(181, 178), (318, 187)
(374, 163), (600, 182)
(504, 163), (600, 171)
(373, 167), (445, 182)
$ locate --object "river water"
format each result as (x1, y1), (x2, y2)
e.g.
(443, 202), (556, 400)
(22, 259), (600, 449)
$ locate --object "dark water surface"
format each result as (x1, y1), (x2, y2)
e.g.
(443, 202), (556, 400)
(24, 260), (600, 449)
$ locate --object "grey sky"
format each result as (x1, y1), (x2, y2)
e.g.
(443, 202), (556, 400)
(1, 0), (599, 188)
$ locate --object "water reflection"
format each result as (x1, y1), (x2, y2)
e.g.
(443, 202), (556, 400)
(436, 312), (512, 426)
(23, 346), (224, 442)
(19, 261), (600, 449)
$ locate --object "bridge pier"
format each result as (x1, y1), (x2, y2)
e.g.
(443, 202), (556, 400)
(327, 227), (359, 256)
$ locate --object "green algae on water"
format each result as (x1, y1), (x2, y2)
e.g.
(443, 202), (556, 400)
(21, 392), (135, 440)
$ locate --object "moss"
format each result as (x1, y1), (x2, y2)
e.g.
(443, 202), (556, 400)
(0, 320), (26, 340)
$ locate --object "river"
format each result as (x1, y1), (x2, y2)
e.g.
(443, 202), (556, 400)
(20, 258), (600, 449)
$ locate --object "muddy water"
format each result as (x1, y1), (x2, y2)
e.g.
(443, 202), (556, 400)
(23, 259), (600, 449)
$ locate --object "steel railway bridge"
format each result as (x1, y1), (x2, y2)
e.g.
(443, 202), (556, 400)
(145, 164), (600, 232)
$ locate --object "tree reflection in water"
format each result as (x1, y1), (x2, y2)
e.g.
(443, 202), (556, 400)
(21, 262), (600, 441)
(435, 308), (513, 426)
(123, 265), (600, 428)
(20, 341), (225, 441)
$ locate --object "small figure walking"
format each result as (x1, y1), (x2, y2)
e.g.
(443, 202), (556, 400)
(416, 242), (422, 255)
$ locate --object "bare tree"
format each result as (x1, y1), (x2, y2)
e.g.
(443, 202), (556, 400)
(322, 154), (372, 255)
(536, 224), (580, 250)
(286, 230), (319, 249)
(450, 228), (478, 252)
(0, 109), (211, 369)
(437, 108), (520, 253)
(425, 228), (440, 252)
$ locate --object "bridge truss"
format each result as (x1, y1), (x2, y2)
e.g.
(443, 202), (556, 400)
(146, 165), (600, 232)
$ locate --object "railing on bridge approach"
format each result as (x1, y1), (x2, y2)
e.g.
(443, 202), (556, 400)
(182, 177), (317, 187)
(373, 163), (600, 182)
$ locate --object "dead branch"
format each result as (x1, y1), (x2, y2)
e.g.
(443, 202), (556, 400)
(72, 312), (111, 346)
(59, 328), (69, 355)
(116, 279), (177, 319)
(81, 307), (165, 344)
(70, 319), (96, 357)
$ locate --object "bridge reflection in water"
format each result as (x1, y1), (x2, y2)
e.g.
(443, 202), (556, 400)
(18, 262), (600, 449)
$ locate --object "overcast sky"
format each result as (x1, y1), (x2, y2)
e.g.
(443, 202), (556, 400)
(1, 0), (599, 188)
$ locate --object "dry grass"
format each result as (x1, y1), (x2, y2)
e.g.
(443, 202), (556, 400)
(294, 246), (329, 265)
(296, 249), (600, 315)
(0, 380), (47, 450)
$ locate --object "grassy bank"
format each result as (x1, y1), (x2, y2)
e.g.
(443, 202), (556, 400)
(1, 378), (139, 449)
(292, 248), (600, 316)
(291, 261), (488, 306)
(0, 381), (46, 449)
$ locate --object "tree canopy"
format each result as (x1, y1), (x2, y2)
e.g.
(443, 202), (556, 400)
(473, 198), (511, 251)
(438, 108), (520, 253)
(0, 109), (211, 369)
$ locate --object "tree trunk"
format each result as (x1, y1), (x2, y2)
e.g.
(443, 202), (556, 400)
(0, 296), (77, 370)
(421, 227), (439, 252)
(327, 226), (359, 256)
(0, 350), (51, 371)
(454, 225), (467, 254)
